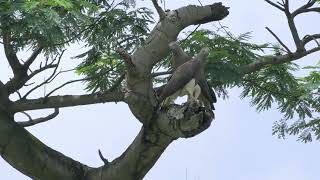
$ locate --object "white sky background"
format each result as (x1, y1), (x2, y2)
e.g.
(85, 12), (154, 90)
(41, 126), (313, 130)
(1, 0), (320, 180)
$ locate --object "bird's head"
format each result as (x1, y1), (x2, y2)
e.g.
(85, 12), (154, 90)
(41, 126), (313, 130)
(197, 48), (210, 63)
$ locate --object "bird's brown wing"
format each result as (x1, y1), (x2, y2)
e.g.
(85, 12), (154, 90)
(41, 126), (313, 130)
(195, 69), (217, 109)
(158, 60), (198, 103)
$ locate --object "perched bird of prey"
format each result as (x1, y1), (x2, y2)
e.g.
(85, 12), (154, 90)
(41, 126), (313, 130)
(158, 43), (217, 109)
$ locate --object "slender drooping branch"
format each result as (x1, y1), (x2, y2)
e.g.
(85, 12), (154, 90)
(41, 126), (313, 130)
(18, 108), (59, 127)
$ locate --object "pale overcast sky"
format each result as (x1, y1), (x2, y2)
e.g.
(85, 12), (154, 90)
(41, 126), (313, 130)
(1, 0), (320, 180)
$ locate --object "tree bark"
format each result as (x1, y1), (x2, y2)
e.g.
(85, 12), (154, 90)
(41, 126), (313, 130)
(124, 3), (229, 123)
(0, 110), (90, 180)
(0, 2), (229, 180)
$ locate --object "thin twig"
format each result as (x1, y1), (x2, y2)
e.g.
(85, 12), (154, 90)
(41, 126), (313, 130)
(265, 27), (292, 53)
(22, 51), (65, 99)
(180, 24), (201, 44)
(44, 70), (111, 98)
(98, 149), (109, 165)
(265, 0), (285, 11)
(18, 108), (59, 127)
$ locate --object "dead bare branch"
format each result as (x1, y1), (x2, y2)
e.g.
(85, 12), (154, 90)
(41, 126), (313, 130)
(265, 0), (285, 11)
(302, 34), (320, 46)
(265, 27), (292, 53)
(44, 69), (113, 98)
(292, 0), (317, 16)
(98, 150), (109, 165)
(18, 108), (59, 127)
(21, 51), (64, 99)
(24, 47), (43, 68)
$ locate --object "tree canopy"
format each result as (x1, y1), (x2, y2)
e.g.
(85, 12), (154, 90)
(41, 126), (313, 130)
(0, 0), (319, 179)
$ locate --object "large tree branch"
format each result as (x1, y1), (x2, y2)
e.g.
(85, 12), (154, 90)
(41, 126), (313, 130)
(0, 110), (90, 180)
(9, 91), (125, 113)
(240, 46), (320, 75)
(86, 103), (214, 180)
(124, 2), (229, 123)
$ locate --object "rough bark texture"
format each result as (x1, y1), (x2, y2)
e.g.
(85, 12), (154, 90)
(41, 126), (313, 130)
(0, 110), (90, 180)
(0, 2), (229, 180)
(125, 3), (229, 123)
(2, 0), (320, 179)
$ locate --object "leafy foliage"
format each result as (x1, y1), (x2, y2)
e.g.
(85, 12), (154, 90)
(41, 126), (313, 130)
(272, 62), (320, 142)
(155, 29), (269, 98)
(0, 0), (96, 53)
(1, 0), (319, 143)
(163, 28), (320, 142)
(76, 2), (153, 92)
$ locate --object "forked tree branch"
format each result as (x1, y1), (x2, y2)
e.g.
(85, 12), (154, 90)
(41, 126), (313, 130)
(292, 0), (318, 16)
(5, 51), (64, 95)
(265, 27), (292, 53)
(2, 2), (229, 180)
(124, 2), (229, 123)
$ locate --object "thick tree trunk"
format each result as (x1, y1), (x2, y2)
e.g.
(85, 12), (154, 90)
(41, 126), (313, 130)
(0, 2), (229, 180)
